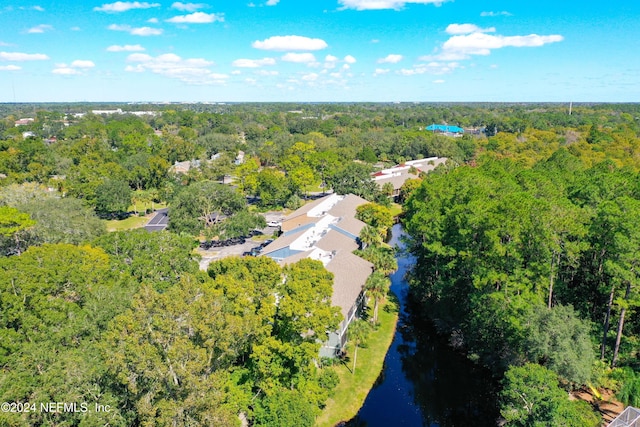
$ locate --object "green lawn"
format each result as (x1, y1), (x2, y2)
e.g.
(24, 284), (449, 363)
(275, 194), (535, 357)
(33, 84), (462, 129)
(105, 215), (150, 232)
(389, 202), (403, 218)
(316, 295), (399, 427)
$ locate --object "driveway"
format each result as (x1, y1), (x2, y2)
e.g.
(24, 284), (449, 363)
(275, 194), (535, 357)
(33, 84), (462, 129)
(145, 208), (169, 232)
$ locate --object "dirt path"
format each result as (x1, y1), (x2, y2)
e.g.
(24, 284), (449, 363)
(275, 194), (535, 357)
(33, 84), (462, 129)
(572, 388), (624, 425)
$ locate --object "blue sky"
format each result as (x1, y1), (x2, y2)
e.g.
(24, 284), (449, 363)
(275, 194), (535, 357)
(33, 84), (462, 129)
(0, 0), (638, 102)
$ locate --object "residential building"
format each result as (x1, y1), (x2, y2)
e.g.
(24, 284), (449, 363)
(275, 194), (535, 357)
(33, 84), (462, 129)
(372, 156), (448, 197)
(261, 193), (374, 357)
(609, 407), (640, 427)
(14, 118), (35, 126)
(426, 124), (464, 136)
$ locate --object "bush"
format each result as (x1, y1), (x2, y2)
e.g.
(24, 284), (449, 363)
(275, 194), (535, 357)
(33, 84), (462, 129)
(285, 194), (302, 210)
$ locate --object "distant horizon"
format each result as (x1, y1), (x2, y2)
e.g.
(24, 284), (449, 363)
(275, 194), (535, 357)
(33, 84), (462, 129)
(1, 0), (638, 103)
(2, 101), (638, 106)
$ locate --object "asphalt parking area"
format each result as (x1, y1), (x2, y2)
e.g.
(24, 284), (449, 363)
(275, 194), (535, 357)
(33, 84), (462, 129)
(145, 208), (169, 232)
(197, 231), (276, 271)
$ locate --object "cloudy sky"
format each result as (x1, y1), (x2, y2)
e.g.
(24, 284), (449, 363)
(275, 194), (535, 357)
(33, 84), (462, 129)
(0, 0), (638, 102)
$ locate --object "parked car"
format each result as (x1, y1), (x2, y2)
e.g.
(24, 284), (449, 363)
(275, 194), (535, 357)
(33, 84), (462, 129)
(267, 221), (281, 227)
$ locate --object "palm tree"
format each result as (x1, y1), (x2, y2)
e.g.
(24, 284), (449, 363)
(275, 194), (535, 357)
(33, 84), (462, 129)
(369, 247), (398, 275)
(348, 319), (371, 375)
(359, 225), (382, 250)
(365, 271), (390, 324)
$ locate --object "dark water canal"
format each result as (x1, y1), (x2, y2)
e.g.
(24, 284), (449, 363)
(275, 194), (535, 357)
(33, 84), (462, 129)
(345, 224), (499, 427)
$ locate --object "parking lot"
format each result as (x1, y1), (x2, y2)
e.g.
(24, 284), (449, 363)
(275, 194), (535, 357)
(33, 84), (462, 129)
(196, 224), (280, 271)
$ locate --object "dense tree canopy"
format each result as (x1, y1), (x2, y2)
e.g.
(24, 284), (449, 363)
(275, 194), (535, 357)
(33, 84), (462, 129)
(2, 102), (640, 425)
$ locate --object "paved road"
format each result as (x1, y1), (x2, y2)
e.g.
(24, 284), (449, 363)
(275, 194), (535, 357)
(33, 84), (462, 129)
(145, 208), (169, 232)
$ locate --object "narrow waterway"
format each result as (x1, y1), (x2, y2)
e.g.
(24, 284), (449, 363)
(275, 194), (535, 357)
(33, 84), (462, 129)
(345, 224), (499, 427)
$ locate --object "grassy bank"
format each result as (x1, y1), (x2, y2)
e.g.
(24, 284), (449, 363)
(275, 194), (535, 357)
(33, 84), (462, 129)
(316, 295), (399, 427)
(105, 215), (149, 231)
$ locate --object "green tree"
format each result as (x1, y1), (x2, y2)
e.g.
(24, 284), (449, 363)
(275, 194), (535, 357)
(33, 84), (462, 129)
(356, 202), (393, 237)
(348, 319), (372, 375)
(500, 363), (599, 427)
(365, 271), (390, 324)
(169, 181), (245, 235)
(0, 206), (35, 255)
(523, 305), (595, 385)
(256, 169), (292, 208)
(102, 278), (248, 426)
(328, 162), (378, 200)
(0, 244), (133, 426)
(215, 209), (266, 239)
(94, 179), (132, 217)
(20, 196), (106, 245)
(94, 229), (199, 291)
(359, 224), (383, 249)
(289, 164), (317, 198)
(254, 389), (316, 427)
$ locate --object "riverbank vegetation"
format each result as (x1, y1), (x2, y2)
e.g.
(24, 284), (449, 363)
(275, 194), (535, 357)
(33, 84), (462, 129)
(403, 120), (640, 424)
(316, 295), (399, 427)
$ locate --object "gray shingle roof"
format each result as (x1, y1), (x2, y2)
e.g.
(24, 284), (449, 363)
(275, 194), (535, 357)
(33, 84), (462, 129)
(325, 251), (374, 318)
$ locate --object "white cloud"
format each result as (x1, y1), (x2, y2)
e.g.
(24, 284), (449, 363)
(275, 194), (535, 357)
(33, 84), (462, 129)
(302, 72), (318, 81)
(0, 65), (21, 71)
(433, 79), (445, 83)
(108, 24), (163, 36)
(171, 2), (207, 11)
(377, 54), (403, 63)
(252, 35), (328, 51)
(107, 44), (145, 52)
(70, 26), (81, 31)
(338, 0), (448, 11)
(94, 1), (160, 12)
(232, 57), (276, 67)
(147, 17), (158, 23)
(398, 61), (461, 76)
(281, 52), (316, 63)
(266, 0), (279, 5)
(481, 11), (512, 17)
(445, 23), (495, 35)
(0, 51), (49, 61)
(255, 69), (278, 76)
(27, 24), (53, 34)
(52, 67), (80, 75)
(126, 52), (227, 84)
(70, 60), (95, 68)
(166, 12), (223, 23)
(373, 68), (389, 76)
(323, 55), (338, 68)
(131, 26), (163, 36)
(33, 6), (45, 11)
(343, 55), (356, 64)
(442, 32), (563, 57)
(52, 60), (95, 75)
(423, 26), (564, 62)
(419, 51), (468, 61)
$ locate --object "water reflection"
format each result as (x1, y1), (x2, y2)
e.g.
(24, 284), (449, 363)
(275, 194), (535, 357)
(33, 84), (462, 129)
(345, 224), (498, 427)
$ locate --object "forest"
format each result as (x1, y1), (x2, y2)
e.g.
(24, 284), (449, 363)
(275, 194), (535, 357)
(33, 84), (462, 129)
(0, 102), (639, 425)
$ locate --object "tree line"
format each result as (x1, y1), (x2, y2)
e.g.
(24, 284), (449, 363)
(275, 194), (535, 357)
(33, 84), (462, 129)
(403, 145), (640, 425)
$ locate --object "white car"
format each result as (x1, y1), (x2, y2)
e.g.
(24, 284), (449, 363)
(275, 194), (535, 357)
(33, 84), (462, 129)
(267, 221), (281, 227)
